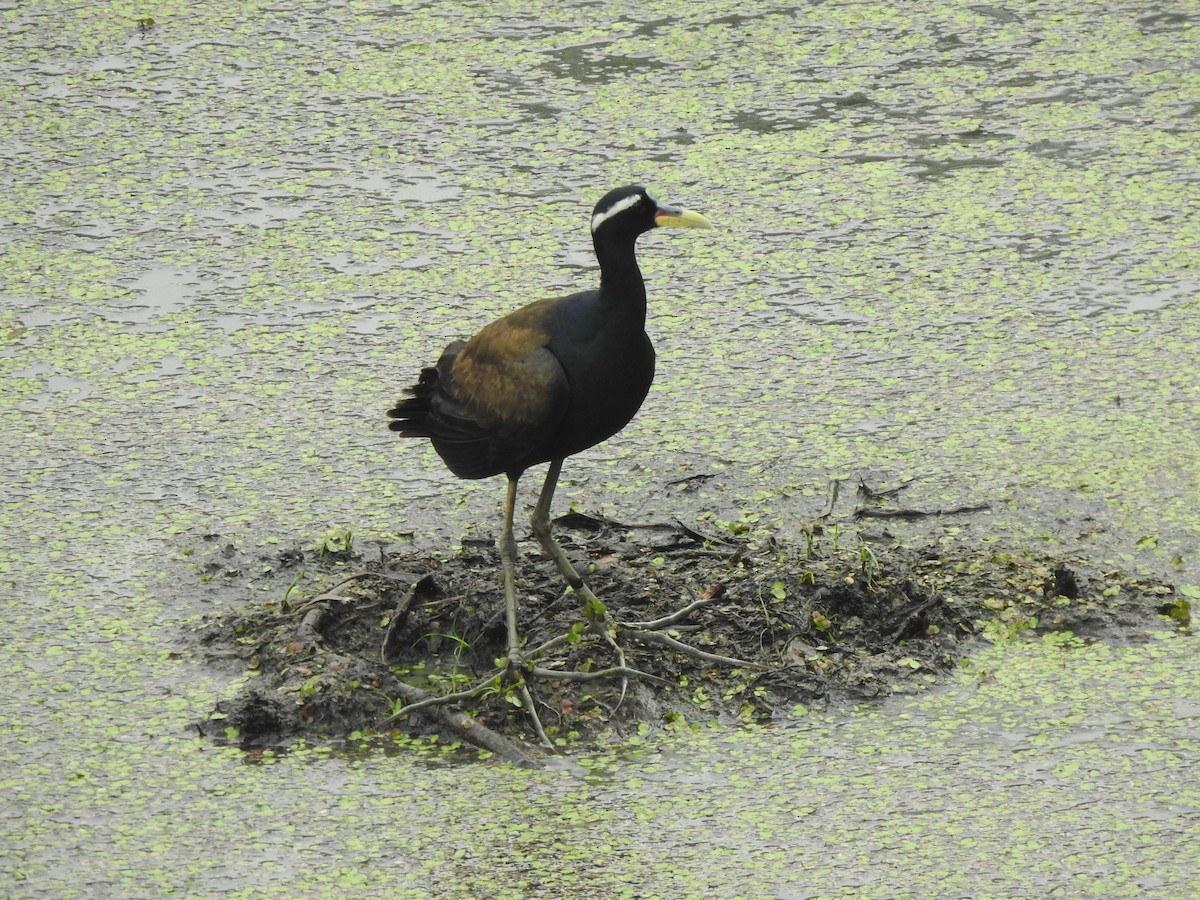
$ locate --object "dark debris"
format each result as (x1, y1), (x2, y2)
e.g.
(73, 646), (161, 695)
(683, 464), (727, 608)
(193, 519), (1179, 757)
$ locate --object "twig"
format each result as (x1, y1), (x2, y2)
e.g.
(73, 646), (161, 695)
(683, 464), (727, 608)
(291, 572), (377, 616)
(659, 546), (740, 558)
(296, 605), (328, 646)
(526, 632), (573, 658)
(854, 503), (990, 520)
(595, 611), (630, 709)
(622, 628), (766, 669)
(518, 682), (553, 748)
(857, 476), (917, 501)
(623, 591), (725, 631)
(377, 670), (502, 724)
(380, 680), (541, 768)
(671, 517), (733, 546)
(887, 595), (943, 642)
(818, 477), (843, 519)
(530, 665), (670, 685)
(665, 473), (714, 488)
(381, 573), (442, 664)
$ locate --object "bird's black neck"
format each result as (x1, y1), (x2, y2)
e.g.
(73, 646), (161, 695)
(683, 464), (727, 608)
(593, 232), (648, 314)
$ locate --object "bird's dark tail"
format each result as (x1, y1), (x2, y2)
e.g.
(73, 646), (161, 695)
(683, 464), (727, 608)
(387, 366), (438, 438)
(387, 340), (507, 479)
(388, 340), (467, 439)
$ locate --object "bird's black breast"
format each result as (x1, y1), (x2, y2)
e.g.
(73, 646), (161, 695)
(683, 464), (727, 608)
(531, 290), (655, 465)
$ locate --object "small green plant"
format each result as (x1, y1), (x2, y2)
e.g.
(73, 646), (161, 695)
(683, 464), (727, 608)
(858, 542), (880, 591)
(281, 570), (305, 608)
(313, 527), (354, 557)
(663, 710), (687, 729)
(715, 517), (749, 536)
(478, 673), (519, 707)
(1160, 597), (1191, 627)
(580, 596), (607, 622)
(378, 693), (406, 719)
(754, 585), (778, 648)
(800, 524), (819, 558)
(715, 507), (762, 537)
(424, 630), (472, 685)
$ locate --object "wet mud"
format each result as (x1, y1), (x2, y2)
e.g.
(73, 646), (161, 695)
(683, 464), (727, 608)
(195, 513), (1182, 763)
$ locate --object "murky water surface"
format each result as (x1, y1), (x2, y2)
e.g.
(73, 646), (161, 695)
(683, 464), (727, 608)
(1, 0), (1197, 895)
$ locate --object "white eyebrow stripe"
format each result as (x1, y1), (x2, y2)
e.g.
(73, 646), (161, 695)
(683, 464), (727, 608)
(590, 193), (643, 232)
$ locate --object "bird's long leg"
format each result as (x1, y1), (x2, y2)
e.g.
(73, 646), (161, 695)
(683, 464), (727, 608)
(531, 460), (628, 703)
(502, 474), (555, 746)
(530, 459), (600, 605)
(500, 474), (523, 665)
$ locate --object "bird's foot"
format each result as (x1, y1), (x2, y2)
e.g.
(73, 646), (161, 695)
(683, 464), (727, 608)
(503, 645), (527, 671)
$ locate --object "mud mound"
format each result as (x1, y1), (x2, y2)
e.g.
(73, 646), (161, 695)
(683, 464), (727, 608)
(193, 517), (1181, 764)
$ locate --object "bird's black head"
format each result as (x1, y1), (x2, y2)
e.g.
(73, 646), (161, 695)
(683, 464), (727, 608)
(590, 185), (713, 238)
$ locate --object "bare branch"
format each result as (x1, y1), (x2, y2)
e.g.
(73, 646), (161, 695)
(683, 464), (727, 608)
(529, 665), (669, 685)
(622, 591), (725, 630)
(622, 629), (765, 669)
(379, 679), (541, 768)
(377, 671), (502, 724)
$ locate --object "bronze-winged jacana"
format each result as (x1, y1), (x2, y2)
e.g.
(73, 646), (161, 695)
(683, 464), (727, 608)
(388, 185), (712, 666)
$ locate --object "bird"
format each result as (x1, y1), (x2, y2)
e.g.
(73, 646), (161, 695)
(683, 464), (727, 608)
(387, 184), (712, 671)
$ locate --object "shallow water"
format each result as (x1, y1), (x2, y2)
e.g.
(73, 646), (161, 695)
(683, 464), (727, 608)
(1, 0), (1198, 895)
